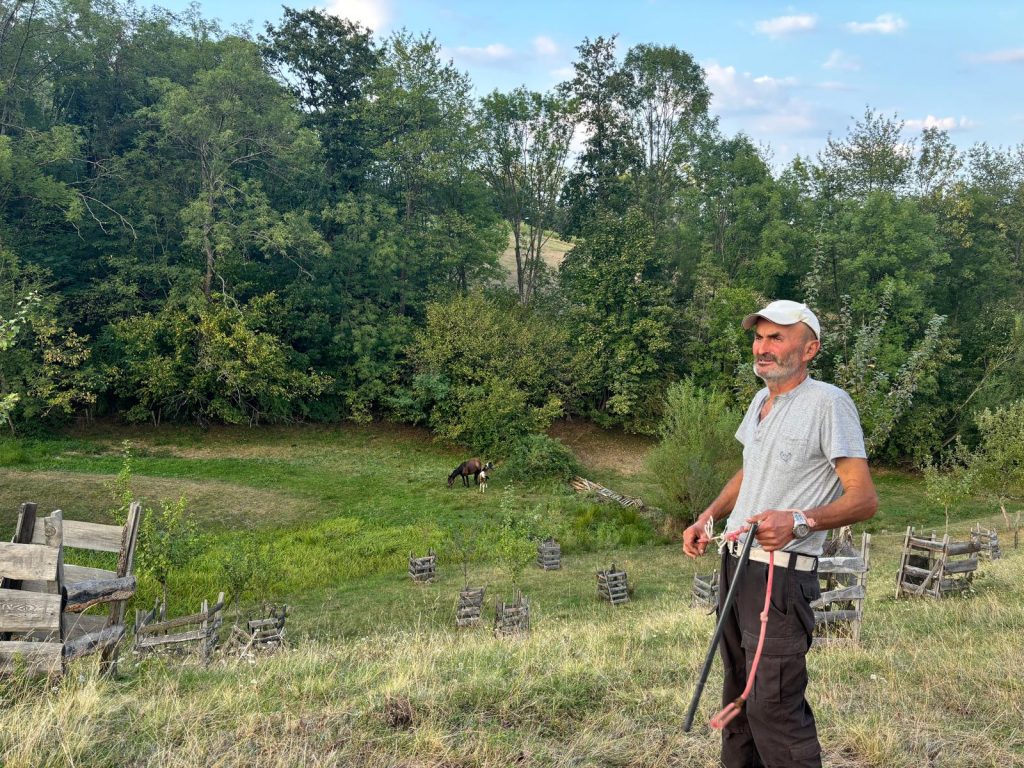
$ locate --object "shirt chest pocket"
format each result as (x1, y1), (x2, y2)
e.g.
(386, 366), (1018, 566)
(777, 429), (817, 465)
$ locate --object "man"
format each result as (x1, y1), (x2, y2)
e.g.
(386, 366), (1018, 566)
(682, 299), (878, 768)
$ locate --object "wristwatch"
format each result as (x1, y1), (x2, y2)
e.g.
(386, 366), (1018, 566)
(792, 511), (811, 539)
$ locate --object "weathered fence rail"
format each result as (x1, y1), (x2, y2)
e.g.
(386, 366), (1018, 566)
(134, 592), (225, 663)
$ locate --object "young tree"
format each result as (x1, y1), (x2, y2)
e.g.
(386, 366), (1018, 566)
(477, 88), (573, 304)
(648, 380), (742, 522)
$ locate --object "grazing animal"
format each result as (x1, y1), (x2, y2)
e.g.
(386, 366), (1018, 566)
(447, 459), (495, 488)
(477, 470), (488, 493)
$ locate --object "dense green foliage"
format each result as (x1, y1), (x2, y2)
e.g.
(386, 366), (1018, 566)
(1, 4), (1023, 463)
(647, 380), (742, 521)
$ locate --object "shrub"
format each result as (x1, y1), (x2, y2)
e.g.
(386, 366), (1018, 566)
(647, 380), (741, 523)
(504, 433), (581, 483)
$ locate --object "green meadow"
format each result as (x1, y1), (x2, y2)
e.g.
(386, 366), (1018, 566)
(1, 423), (1022, 767)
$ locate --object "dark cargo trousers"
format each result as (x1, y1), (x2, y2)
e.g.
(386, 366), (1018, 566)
(717, 549), (822, 768)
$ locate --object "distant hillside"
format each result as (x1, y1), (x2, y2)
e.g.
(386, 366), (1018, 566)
(498, 229), (574, 289)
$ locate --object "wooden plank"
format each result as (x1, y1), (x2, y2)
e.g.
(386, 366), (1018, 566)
(818, 556), (867, 573)
(907, 536), (945, 552)
(811, 584), (866, 607)
(64, 613), (109, 640)
(35, 520), (123, 553)
(0, 640), (63, 675)
(0, 542), (59, 582)
(136, 628), (208, 648)
(814, 610), (862, 624)
(64, 564), (117, 584)
(947, 541), (980, 556)
(943, 559), (978, 574)
(135, 610), (212, 635)
(0, 588), (61, 633)
(64, 576), (137, 614)
(63, 624), (124, 662)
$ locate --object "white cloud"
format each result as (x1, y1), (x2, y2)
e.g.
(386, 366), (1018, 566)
(550, 65), (575, 81)
(702, 60), (817, 135)
(845, 13), (907, 34)
(533, 36), (558, 57)
(451, 43), (516, 63)
(969, 48), (1024, 64)
(822, 49), (860, 71)
(903, 115), (976, 132)
(817, 80), (856, 91)
(325, 0), (391, 32)
(754, 14), (817, 38)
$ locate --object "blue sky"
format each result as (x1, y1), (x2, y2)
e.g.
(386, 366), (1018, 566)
(159, 0), (1024, 165)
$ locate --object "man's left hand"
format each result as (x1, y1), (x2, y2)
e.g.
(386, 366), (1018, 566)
(744, 509), (813, 551)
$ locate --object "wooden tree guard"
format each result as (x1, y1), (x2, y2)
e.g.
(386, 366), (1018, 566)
(1, 502), (140, 676)
(597, 564), (630, 605)
(456, 586), (485, 627)
(812, 530), (871, 647)
(408, 549), (437, 583)
(244, 604), (288, 649)
(970, 524), (1002, 560)
(494, 591), (530, 636)
(537, 538), (561, 570)
(692, 571), (719, 609)
(896, 527), (980, 599)
(134, 593), (225, 664)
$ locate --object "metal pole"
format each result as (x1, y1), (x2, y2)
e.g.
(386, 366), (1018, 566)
(683, 522), (759, 733)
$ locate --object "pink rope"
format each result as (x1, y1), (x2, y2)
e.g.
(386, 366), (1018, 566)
(709, 549), (775, 730)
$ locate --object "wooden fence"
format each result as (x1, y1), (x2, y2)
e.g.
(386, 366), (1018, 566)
(970, 524), (1002, 560)
(896, 527), (980, 599)
(1, 502), (140, 676)
(812, 531), (871, 646)
(134, 593), (225, 663)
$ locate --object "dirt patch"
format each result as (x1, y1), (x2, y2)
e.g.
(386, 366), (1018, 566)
(0, 470), (307, 531)
(548, 420), (656, 476)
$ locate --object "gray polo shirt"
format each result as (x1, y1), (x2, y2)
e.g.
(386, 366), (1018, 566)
(724, 377), (868, 557)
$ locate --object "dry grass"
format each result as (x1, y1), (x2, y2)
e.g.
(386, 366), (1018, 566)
(2, 541), (1022, 767)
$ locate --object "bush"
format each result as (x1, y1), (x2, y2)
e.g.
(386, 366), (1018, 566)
(647, 380), (741, 523)
(504, 434), (582, 483)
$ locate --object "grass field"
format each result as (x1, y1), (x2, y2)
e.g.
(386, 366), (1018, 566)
(1, 422), (1022, 767)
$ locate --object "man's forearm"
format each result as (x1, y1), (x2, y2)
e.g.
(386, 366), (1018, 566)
(804, 458), (878, 532)
(698, 469), (744, 524)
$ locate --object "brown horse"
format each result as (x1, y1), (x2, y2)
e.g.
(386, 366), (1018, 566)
(447, 458), (494, 488)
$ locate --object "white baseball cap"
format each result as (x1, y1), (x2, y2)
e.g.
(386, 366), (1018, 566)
(742, 300), (821, 339)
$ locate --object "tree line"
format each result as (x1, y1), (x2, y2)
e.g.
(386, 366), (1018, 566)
(2, 0), (1023, 465)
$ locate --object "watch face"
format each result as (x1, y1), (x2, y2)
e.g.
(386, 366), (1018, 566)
(794, 523), (810, 539)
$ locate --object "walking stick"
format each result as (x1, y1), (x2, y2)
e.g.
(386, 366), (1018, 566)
(682, 522), (759, 733)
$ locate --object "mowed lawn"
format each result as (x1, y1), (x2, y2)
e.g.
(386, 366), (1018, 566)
(1, 423), (1022, 767)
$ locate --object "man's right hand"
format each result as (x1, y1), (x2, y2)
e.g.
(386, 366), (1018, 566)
(682, 514), (711, 559)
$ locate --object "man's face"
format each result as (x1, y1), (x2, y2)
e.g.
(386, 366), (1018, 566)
(751, 319), (819, 383)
